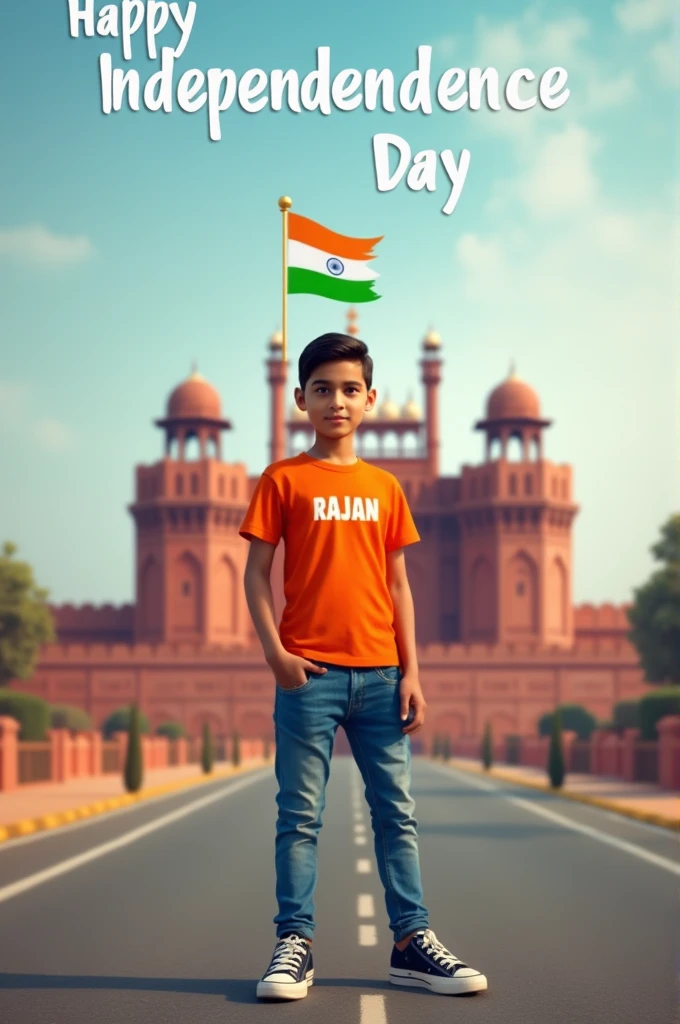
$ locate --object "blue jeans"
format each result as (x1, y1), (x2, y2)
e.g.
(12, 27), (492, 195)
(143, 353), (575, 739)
(272, 660), (430, 943)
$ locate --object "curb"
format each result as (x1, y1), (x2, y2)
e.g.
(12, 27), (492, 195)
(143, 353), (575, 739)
(0, 759), (271, 846)
(440, 758), (680, 833)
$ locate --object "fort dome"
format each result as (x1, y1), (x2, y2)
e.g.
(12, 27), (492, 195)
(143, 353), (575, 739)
(167, 370), (222, 421)
(378, 394), (400, 420)
(486, 369), (540, 421)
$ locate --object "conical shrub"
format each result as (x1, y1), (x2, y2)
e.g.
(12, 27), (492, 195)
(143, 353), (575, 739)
(442, 734), (451, 761)
(548, 708), (565, 788)
(201, 722), (214, 774)
(263, 736), (271, 760)
(482, 721), (493, 771)
(231, 730), (241, 767)
(123, 703), (143, 793)
(431, 733), (440, 758)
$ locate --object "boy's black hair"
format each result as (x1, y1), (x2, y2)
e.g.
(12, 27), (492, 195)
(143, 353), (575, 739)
(298, 333), (373, 393)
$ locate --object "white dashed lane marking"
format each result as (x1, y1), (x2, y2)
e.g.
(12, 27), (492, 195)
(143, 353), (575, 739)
(359, 923), (378, 946)
(356, 858), (371, 874)
(357, 893), (375, 917)
(361, 994), (387, 1023)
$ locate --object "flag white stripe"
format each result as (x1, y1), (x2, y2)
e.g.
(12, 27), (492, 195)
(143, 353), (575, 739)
(288, 239), (379, 281)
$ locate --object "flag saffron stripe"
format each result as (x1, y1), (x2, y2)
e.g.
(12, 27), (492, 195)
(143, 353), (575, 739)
(288, 268), (380, 302)
(288, 213), (382, 261)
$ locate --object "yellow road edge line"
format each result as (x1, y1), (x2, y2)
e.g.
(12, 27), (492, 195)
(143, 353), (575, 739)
(0, 760), (271, 845)
(439, 758), (680, 833)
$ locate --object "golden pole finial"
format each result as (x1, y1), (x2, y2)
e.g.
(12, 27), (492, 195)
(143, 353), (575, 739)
(278, 197), (292, 363)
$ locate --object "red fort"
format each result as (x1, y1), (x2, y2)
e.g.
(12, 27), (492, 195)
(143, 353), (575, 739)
(14, 315), (647, 748)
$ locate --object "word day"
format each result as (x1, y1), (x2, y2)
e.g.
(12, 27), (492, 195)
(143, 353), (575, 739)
(312, 497), (380, 522)
(373, 134), (470, 215)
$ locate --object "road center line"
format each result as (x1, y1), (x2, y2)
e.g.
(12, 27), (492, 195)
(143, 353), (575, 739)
(360, 994), (387, 1024)
(433, 764), (680, 877)
(357, 893), (375, 917)
(0, 770), (268, 906)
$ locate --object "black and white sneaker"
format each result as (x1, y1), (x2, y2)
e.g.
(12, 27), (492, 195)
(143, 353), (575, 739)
(389, 928), (487, 995)
(256, 933), (314, 1000)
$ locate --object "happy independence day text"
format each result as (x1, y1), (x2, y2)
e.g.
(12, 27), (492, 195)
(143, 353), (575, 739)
(68, 0), (571, 216)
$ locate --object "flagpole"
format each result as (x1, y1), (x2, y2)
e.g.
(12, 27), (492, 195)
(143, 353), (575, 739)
(278, 196), (292, 363)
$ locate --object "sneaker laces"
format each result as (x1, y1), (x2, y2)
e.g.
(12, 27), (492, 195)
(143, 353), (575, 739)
(269, 934), (308, 974)
(417, 929), (465, 971)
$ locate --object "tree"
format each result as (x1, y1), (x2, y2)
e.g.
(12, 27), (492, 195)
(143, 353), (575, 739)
(231, 730), (241, 767)
(50, 704), (92, 732)
(0, 687), (50, 740)
(156, 721), (186, 739)
(201, 722), (214, 774)
(124, 703), (143, 793)
(481, 722), (493, 770)
(441, 734), (451, 761)
(547, 708), (565, 789)
(103, 705), (150, 739)
(0, 542), (54, 688)
(538, 704), (597, 740)
(431, 734), (440, 758)
(627, 513), (680, 685)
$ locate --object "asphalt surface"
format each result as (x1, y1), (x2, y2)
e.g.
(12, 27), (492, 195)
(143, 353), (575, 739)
(0, 756), (677, 1024)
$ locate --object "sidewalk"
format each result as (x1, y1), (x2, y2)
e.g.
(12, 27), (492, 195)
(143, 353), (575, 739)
(0, 759), (268, 843)
(447, 757), (680, 831)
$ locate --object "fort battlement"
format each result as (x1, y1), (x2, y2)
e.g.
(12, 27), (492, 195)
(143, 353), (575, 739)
(49, 603), (135, 644)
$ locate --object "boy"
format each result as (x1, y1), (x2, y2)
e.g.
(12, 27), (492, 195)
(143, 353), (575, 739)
(239, 332), (488, 1000)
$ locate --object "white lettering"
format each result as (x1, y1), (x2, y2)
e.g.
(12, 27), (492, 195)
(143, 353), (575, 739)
(373, 133), (412, 193)
(170, 2), (197, 60)
(68, 0), (94, 37)
(399, 45), (432, 113)
(313, 497), (326, 521)
(301, 46), (331, 115)
(327, 496), (341, 520)
(440, 149), (471, 215)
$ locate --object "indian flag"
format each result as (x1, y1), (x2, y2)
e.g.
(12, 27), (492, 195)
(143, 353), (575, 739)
(287, 213), (382, 303)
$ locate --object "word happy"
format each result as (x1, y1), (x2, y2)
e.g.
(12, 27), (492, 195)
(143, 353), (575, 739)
(68, 3), (571, 217)
(313, 497), (379, 522)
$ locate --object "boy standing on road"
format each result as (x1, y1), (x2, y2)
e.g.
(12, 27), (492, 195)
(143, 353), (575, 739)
(239, 332), (488, 1001)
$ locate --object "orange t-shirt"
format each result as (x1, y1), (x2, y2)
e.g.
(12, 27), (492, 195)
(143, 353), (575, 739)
(239, 452), (420, 666)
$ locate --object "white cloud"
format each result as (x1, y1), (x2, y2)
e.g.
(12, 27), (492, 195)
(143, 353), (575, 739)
(0, 224), (94, 266)
(516, 123), (600, 218)
(650, 39), (680, 88)
(34, 418), (72, 451)
(615, 0), (673, 32)
(0, 379), (74, 452)
(456, 234), (507, 278)
(434, 35), (459, 56)
(0, 380), (28, 419)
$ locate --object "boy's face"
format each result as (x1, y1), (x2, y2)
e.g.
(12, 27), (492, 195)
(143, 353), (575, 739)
(294, 359), (377, 438)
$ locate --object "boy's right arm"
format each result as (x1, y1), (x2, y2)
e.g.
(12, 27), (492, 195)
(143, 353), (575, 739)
(243, 538), (285, 662)
(243, 538), (328, 687)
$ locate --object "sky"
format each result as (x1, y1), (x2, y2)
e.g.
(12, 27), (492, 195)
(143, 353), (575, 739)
(0, 0), (678, 608)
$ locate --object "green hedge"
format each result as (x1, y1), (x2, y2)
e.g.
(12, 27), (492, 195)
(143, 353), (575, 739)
(639, 687), (680, 741)
(612, 700), (640, 732)
(538, 704), (598, 741)
(0, 687), (50, 740)
(50, 703), (92, 732)
(102, 706), (150, 739)
(156, 721), (186, 739)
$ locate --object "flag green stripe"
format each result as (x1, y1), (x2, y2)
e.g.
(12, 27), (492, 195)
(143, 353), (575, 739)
(287, 267), (380, 303)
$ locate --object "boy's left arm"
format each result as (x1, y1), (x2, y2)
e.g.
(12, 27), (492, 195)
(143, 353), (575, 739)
(387, 548), (427, 735)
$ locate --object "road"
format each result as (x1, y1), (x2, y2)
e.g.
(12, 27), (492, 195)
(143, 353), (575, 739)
(0, 756), (677, 1023)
